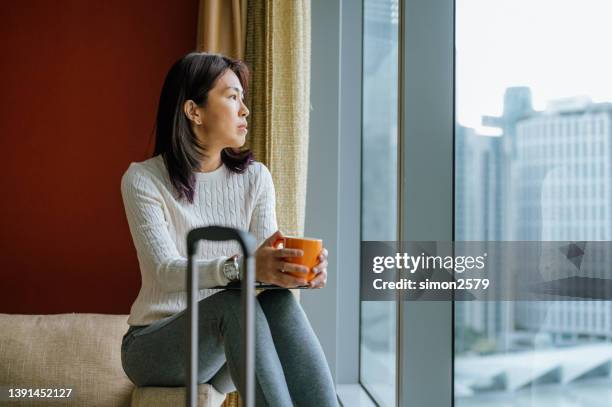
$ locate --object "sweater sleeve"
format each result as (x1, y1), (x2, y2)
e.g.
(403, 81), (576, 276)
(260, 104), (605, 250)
(120, 166), (230, 292)
(249, 163), (278, 247)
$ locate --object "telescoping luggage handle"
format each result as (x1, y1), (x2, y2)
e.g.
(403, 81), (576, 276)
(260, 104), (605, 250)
(186, 226), (257, 407)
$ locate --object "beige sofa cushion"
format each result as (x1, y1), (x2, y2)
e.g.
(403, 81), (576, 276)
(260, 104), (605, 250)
(0, 313), (133, 407)
(131, 385), (225, 407)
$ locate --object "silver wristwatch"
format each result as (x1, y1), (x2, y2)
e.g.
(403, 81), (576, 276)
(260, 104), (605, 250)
(222, 256), (241, 282)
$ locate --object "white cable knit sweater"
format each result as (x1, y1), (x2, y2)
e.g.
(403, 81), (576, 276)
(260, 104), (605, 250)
(120, 154), (277, 326)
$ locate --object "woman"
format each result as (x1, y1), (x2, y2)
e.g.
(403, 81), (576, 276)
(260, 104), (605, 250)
(120, 52), (338, 406)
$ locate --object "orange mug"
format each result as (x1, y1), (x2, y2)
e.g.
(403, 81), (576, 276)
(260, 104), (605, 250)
(273, 236), (323, 282)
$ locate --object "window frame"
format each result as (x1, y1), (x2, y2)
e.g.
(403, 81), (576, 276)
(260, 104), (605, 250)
(306, 0), (455, 406)
(304, 0), (365, 404)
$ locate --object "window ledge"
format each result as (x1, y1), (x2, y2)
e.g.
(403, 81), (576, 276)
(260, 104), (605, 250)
(337, 384), (378, 407)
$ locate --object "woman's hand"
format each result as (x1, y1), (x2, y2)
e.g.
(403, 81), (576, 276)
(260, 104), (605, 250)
(308, 247), (328, 289)
(255, 231), (310, 288)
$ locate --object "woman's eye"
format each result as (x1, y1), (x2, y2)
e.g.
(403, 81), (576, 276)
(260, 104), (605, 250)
(230, 95), (238, 100)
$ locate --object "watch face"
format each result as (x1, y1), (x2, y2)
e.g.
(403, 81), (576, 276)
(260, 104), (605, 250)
(224, 258), (240, 281)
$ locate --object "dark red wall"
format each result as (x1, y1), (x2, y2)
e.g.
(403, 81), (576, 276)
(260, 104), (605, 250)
(0, 0), (199, 314)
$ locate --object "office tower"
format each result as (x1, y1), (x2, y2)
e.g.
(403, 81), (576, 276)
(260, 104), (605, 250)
(513, 97), (612, 340)
(455, 87), (534, 352)
(455, 125), (510, 351)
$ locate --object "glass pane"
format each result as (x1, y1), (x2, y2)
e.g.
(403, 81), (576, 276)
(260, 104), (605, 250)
(455, 1), (612, 405)
(360, 0), (399, 405)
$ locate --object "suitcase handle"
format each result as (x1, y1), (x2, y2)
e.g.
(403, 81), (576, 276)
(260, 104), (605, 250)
(186, 226), (257, 407)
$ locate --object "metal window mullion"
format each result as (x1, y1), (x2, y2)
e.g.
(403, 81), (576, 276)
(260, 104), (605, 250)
(398, 1), (454, 407)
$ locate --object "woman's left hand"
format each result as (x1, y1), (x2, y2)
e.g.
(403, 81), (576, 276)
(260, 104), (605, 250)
(309, 247), (329, 288)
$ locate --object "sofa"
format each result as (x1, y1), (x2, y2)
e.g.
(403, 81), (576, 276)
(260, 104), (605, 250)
(0, 313), (240, 407)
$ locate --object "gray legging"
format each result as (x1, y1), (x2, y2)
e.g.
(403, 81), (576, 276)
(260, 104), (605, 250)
(121, 289), (339, 407)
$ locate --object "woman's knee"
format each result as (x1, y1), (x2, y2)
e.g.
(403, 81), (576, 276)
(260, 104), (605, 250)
(258, 289), (300, 315)
(258, 288), (293, 303)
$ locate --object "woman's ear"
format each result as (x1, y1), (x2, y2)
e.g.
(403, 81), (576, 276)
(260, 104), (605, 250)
(183, 100), (202, 125)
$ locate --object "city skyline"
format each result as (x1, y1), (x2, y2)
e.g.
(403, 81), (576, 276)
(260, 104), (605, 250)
(456, 85), (612, 399)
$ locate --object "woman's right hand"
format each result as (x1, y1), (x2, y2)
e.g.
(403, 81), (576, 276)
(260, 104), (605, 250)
(255, 231), (309, 287)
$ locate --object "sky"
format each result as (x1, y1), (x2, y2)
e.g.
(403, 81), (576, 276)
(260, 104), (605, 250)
(456, 0), (612, 135)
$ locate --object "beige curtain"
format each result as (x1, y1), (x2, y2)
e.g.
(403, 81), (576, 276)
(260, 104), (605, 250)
(245, 0), (311, 238)
(196, 0), (248, 59)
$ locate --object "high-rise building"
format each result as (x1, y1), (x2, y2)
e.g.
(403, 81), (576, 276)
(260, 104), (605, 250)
(455, 87), (534, 352)
(483, 87), (535, 241)
(513, 98), (612, 340)
(455, 126), (508, 350)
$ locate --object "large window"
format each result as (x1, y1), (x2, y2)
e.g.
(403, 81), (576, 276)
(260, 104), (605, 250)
(360, 0), (399, 406)
(454, 0), (612, 405)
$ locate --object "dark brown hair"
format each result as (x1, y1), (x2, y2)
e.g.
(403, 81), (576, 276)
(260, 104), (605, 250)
(153, 52), (253, 203)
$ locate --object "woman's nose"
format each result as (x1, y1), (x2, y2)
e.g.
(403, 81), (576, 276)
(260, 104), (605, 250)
(240, 104), (249, 117)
